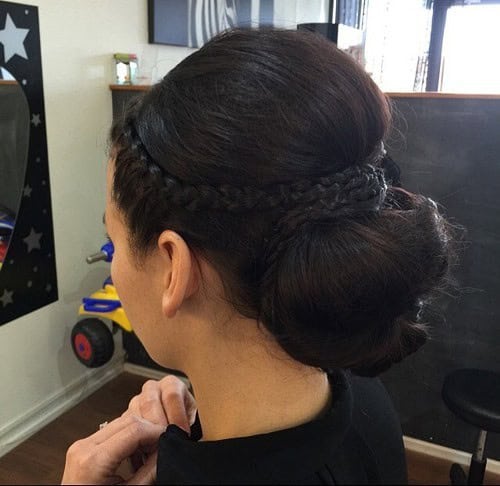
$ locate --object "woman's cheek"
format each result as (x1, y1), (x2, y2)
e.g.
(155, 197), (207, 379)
(110, 255), (122, 298)
(111, 253), (132, 316)
(110, 257), (117, 287)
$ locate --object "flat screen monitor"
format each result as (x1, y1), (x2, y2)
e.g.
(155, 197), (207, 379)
(148, 0), (275, 48)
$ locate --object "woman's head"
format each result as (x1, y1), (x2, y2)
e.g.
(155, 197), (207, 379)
(107, 28), (452, 376)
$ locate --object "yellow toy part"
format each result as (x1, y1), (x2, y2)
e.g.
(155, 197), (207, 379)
(78, 283), (133, 332)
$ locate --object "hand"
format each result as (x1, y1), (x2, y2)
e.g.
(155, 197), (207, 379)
(61, 415), (165, 485)
(121, 375), (197, 474)
(123, 375), (197, 434)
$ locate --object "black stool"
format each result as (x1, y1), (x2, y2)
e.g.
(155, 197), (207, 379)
(442, 369), (500, 485)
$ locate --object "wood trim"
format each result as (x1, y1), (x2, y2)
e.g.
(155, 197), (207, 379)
(122, 363), (190, 388)
(404, 436), (500, 475)
(386, 92), (500, 99)
(109, 84), (150, 91)
(123, 362), (168, 380)
(0, 80), (18, 86)
(109, 84), (500, 99)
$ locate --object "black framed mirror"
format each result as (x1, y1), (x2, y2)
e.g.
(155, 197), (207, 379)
(0, 1), (57, 325)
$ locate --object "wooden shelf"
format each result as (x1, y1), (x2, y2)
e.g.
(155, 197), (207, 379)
(109, 84), (150, 91)
(109, 84), (500, 99)
(386, 92), (500, 99)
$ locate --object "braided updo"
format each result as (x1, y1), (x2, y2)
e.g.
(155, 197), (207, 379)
(110, 28), (453, 376)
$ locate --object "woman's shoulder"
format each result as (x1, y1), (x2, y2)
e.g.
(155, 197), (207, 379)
(156, 370), (407, 485)
(345, 371), (408, 484)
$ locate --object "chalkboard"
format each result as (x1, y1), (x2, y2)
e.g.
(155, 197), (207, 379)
(381, 96), (500, 459)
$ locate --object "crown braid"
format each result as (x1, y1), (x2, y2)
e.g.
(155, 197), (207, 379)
(122, 119), (389, 308)
(122, 117), (387, 216)
(260, 164), (388, 289)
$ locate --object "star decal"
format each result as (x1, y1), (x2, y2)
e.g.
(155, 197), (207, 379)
(23, 184), (32, 197)
(23, 227), (42, 252)
(0, 13), (29, 63)
(31, 113), (41, 127)
(0, 289), (14, 307)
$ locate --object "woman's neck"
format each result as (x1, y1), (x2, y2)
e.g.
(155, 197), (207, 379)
(185, 317), (332, 441)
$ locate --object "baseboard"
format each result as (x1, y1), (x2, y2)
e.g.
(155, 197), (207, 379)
(0, 356), (124, 458)
(123, 362), (190, 386)
(404, 435), (500, 475)
(123, 362), (169, 380)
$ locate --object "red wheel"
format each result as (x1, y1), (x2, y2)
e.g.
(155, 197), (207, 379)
(0, 241), (7, 262)
(71, 318), (114, 368)
(74, 332), (92, 361)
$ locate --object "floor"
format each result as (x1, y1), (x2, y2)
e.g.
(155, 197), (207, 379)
(0, 372), (499, 485)
(0, 373), (146, 485)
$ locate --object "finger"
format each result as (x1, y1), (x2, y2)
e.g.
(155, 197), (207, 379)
(125, 451), (158, 485)
(184, 390), (198, 426)
(139, 381), (170, 426)
(98, 418), (165, 467)
(61, 417), (159, 486)
(159, 376), (191, 433)
(126, 395), (140, 416)
(86, 415), (144, 445)
(163, 390), (190, 433)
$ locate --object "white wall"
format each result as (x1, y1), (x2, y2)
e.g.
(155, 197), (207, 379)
(0, 0), (194, 455)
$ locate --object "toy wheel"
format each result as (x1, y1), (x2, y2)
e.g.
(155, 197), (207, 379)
(71, 318), (114, 368)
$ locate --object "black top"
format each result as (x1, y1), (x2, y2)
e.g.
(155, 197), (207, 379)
(156, 370), (407, 484)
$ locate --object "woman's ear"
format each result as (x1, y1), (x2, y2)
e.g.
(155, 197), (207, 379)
(157, 230), (199, 318)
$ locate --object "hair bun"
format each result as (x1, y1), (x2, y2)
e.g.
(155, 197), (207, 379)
(258, 187), (453, 376)
(351, 317), (429, 377)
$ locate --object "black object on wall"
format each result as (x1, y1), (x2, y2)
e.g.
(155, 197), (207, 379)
(335, 0), (368, 29)
(148, 0), (274, 48)
(0, 82), (28, 214)
(297, 23), (340, 43)
(0, 1), (58, 325)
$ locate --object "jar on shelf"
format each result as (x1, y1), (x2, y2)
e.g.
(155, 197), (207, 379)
(113, 53), (138, 85)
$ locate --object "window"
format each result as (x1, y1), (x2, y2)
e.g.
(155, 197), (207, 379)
(364, 0), (432, 92)
(439, 3), (500, 93)
(363, 0), (500, 93)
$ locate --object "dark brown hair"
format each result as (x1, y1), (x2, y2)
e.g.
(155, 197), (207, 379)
(110, 28), (453, 376)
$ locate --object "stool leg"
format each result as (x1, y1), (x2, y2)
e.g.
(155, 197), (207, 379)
(467, 430), (487, 485)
